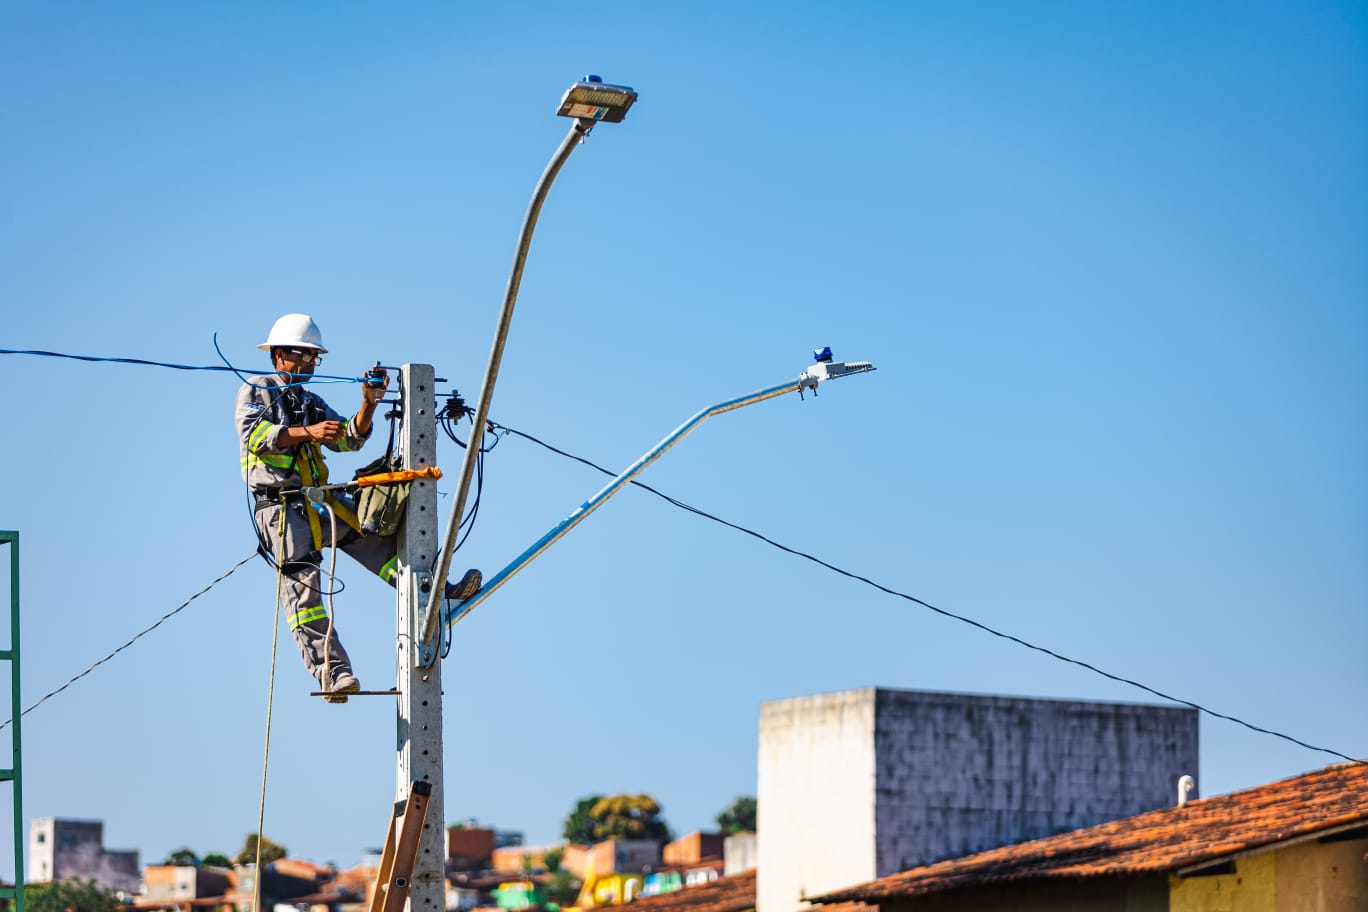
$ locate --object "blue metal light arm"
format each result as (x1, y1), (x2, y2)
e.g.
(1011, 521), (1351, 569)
(443, 360), (874, 631)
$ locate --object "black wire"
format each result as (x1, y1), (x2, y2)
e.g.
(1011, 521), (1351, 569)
(0, 554), (257, 730)
(437, 420), (495, 659)
(492, 422), (1365, 767)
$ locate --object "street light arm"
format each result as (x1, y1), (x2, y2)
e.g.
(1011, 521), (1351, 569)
(422, 117), (595, 649)
(443, 363), (876, 632)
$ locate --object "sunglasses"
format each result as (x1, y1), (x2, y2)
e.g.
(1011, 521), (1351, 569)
(278, 347), (321, 365)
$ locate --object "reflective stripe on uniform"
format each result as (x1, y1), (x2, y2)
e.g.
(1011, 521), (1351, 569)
(288, 605), (329, 630)
(378, 556), (398, 583)
(248, 420), (276, 452)
(242, 451), (295, 471)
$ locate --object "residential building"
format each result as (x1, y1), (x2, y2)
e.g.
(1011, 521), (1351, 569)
(446, 826), (495, 872)
(665, 833), (725, 866)
(813, 761), (1368, 911)
(723, 833), (756, 876)
(230, 861), (332, 912)
(590, 839), (662, 875)
(142, 865), (233, 902)
(623, 870), (756, 912)
(27, 818), (140, 894)
(490, 843), (558, 874)
(563, 839), (662, 876)
(758, 688), (1198, 912)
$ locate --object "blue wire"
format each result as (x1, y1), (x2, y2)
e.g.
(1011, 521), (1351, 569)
(0, 347), (365, 385)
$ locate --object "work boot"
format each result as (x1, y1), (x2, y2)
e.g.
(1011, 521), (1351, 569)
(445, 569), (482, 601)
(324, 672), (361, 704)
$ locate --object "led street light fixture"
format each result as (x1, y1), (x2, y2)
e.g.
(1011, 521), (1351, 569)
(557, 75), (638, 123)
(799, 348), (876, 393)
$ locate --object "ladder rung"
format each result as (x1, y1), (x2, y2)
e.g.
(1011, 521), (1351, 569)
(0, 651), (12, 660)
(0, 770), (15, 781)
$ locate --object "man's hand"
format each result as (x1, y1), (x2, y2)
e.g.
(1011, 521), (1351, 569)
(306, 420), (347, 443)
(362, 368), (390, 406)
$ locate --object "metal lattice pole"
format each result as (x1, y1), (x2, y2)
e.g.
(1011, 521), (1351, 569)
(0, 532), (23, 912)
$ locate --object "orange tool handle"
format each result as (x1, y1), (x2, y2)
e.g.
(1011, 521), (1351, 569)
(355, 466), (443, 487)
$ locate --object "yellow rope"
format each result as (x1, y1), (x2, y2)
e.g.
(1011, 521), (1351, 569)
(252, 506), (287, 912)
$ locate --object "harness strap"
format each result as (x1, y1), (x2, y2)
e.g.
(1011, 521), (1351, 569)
(295, 442), (363, 548)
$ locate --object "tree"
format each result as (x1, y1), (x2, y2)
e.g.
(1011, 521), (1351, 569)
(27, 879), (123, 912)
(715, 796), (757, 834)
(545, 870), (579, 906)
(201, 853), (232, 868)
(233, 833), (288, 866)
(562, 795), (604, 844)
(588, 794), (672, 843)
(542, 847), (565, 873)
(161, 848), (198, 867)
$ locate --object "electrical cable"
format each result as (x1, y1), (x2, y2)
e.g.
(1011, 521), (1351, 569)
(0, 553), (256, 730)
(493, 422), (1365, 767)
(1, 345), (364, 386)
(11, 344), (1355, 763)
(435, 411), (497, 658)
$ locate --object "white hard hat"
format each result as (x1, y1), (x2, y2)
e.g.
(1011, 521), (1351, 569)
(259, 313), (327, 353)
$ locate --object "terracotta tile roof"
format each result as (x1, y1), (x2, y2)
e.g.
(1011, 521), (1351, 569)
(817, 762), (1368, 902)
(623, 870), (756, 912)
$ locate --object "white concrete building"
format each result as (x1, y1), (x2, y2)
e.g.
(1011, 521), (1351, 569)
(28, 818), (140, 894)
(757, 688), (1198, 912)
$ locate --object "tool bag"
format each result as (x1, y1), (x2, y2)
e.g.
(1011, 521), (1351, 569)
(354, 414), (410, 536)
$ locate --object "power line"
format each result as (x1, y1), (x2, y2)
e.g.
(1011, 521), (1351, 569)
(0, 554), (255, 730)
(7, 342), (1359, 764)
(493, 422), (1365, 766)
(0, 347), (361, 384)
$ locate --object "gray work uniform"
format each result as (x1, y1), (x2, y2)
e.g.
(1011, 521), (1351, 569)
(235, 374), (399, 688)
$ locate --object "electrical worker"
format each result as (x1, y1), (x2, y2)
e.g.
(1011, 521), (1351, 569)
(236, 313), (482, 703)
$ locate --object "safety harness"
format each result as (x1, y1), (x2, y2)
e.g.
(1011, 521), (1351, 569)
(294, 440), (362, 548)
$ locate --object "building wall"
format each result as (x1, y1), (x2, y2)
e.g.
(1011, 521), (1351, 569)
(1170, 835), (1368, 912)
(723, 832), (757, 876)
(491, 844), (553, 874)
(877, 877), (1166, 912)
(563, 844), (591, 877)
(873, 690), (1199, 872)
(758, 688), (1198, 912)
(447, 827), (495, 862)
(144, 865), (232, 901)
(589, 839), (660, 874)
(758, 689), (878, 912)
(1275, 836), (1368, 911)
(664, 832), (725, 865)
(144, 865), (196, 900)
(27, 818), (141, 894)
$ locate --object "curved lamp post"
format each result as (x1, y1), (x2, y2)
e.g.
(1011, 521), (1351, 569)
(420, 77), (637, 661)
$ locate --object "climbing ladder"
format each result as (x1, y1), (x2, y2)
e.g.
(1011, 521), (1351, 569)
(0, 532), (23, 912)
(368, 780), (431, 912)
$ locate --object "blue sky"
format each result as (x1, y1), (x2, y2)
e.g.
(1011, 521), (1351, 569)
(1, 0), (1365, 878)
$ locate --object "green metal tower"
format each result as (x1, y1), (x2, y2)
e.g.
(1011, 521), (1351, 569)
(0, 532), (22, 912)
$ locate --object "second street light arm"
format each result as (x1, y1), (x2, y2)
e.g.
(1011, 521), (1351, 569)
(442, 357), (876, 632)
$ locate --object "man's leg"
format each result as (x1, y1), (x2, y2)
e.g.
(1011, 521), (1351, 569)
(339, 529), (481, 599)
(258, 502), (357, 696)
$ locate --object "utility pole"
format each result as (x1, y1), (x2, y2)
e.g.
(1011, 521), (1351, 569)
(393, 363), (445, 912)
